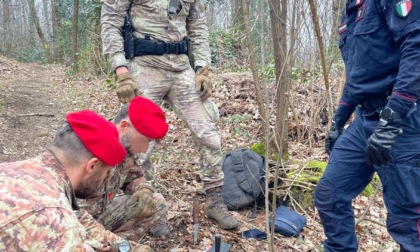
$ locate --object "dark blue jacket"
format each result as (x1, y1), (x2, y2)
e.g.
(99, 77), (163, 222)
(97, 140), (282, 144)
(335, 0), (420, 124)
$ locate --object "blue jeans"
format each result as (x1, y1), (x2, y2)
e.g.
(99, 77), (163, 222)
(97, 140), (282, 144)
(315, 107), (420, 252)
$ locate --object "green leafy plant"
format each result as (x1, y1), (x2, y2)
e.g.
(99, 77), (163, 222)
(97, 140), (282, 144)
(258, 61), (276, 80)
(209, 29), (243, 70)
(289, 67), (321, 83)
(16, 48), (46, 63)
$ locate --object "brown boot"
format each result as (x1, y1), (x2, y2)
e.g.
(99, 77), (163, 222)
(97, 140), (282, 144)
(205, 187), (239, 230)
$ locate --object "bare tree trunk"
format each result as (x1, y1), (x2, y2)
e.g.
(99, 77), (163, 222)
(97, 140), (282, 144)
(42, 0), (50, 37)
(269, 0), (289, 155)
(51, 0), (63, 62)
(232, 0), (244, 30)
(241, 0), (267, 136)
(2, 0), (11, 56)
(92, 6), (105, 75)
(71, 0), (79, 64)
(308, 0), (329, 91)
(279, 0), (289, 152)
(21, 0), (30, 46)
(259, 2), (274, 249)
(27, 0), (53, 63)
(267, 1), (289, 250)
(288, 0), (299, 68)
(308, 0), (333, 132)
(328, 0), (346, 55)
(257, 1), (276, 250)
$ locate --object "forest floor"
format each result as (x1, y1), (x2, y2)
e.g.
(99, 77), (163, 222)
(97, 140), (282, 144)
(0, 55), (399, 251)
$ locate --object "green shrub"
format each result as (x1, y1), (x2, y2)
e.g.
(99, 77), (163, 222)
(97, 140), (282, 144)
(250, 142), (265, 156)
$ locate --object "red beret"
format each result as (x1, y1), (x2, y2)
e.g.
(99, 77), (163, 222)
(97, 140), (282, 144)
(66, 110), (126, 166)
(128, 97), (169, 139)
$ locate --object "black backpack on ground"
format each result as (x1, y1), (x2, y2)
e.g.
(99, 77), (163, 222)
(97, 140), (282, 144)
(221, 148), (265, 214)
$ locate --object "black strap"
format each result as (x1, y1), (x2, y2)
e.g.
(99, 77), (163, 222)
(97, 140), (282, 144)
(360, 94), (389, 112)
(133, 37), (188, 56)
(123, 3), (134, 59)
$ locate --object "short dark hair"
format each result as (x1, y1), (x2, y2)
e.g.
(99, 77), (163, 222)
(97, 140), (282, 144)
(51, 122), (93, 166)
(114, 104), (129, 124)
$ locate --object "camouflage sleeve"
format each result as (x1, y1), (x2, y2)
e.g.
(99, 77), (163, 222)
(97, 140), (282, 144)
(0, 208), (87, 251)
(76, 209), (124, 251)
(101, 0), (132, 71)
(43, 209), (89, 251)
(119, 156), (145, 193)
(124, 177), (148, 194)
(186, 0), (211, 68)
(124, 166), (144, 184)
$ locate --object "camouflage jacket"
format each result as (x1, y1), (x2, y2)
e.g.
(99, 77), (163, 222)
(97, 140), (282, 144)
(75, 157), (144, 250)
(0, 152), (88, 251)
(78, 155), (144, 218)
(101, 0), (211, 71)
(76, 209), (123, 250)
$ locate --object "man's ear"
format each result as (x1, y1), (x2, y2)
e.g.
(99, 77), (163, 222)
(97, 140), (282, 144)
(119, 119), (130, 134)
(85, 157), (101, 175)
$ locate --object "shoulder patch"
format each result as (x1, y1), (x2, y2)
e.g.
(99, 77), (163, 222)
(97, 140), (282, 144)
(338, 22), (347, 34)
(356, 4), (366, 23)
(396, 0), (412, 18)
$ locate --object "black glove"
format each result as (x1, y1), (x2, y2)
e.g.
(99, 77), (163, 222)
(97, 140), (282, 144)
(325, 120), (344, 155)
(365, 108), (403, 166)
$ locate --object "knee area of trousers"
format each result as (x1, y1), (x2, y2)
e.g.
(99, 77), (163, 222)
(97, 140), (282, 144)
(197, 135), (221, 151)
(153, 193), (168, 215)
(314, 178), (335, 211)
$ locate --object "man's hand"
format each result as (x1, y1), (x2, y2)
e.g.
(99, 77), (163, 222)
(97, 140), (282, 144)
(195, 66), (212, 100)
(365, 113), (403, 166)
(325, 120), (344, 155)
(116, 72), (138, 104)
(127, 183), (156, 219)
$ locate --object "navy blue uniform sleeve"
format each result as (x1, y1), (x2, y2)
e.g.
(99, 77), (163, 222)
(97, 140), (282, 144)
(333, 10), (357, 126)
(334, 83), (357, 127)
(381, 0), (420, 117)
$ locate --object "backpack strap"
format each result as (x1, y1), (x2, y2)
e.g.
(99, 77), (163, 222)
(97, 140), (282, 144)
(230, 149), (252, 194)
(231, 149), (258, 218)
(221, 152), (228, 171)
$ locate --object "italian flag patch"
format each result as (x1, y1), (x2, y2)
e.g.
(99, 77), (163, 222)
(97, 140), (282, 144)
(396, 0), (412, 18)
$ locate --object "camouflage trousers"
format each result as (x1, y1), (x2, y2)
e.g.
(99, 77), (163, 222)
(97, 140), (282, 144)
(129, 61), (224, 190)
(96, 192), (167, 241)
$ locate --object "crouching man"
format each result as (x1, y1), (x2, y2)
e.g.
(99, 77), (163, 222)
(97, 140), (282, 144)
(0, 110), (142, 251)
(77, 97), (170, 250)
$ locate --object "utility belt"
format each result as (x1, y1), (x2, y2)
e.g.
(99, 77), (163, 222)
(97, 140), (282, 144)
(122, 12), (189, 59)
(359, 92), (390, 113)
(126, 36), (188, 59)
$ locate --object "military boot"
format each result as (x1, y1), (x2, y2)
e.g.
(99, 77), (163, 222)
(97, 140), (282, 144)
(205, 187), (239, 230)
(148, 220), (170, 238)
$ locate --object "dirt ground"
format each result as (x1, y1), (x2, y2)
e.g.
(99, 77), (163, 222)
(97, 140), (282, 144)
(0, 55), (399, 251)
(0, 59), (63, 162)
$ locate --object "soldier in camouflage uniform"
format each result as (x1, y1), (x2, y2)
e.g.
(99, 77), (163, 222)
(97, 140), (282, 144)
(77, 97), (171, 245)
(101, 0), (238, 230)
(0, 111), (153, 251)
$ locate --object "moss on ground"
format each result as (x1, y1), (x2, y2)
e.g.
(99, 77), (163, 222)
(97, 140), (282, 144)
(286, 159), (379, 207)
